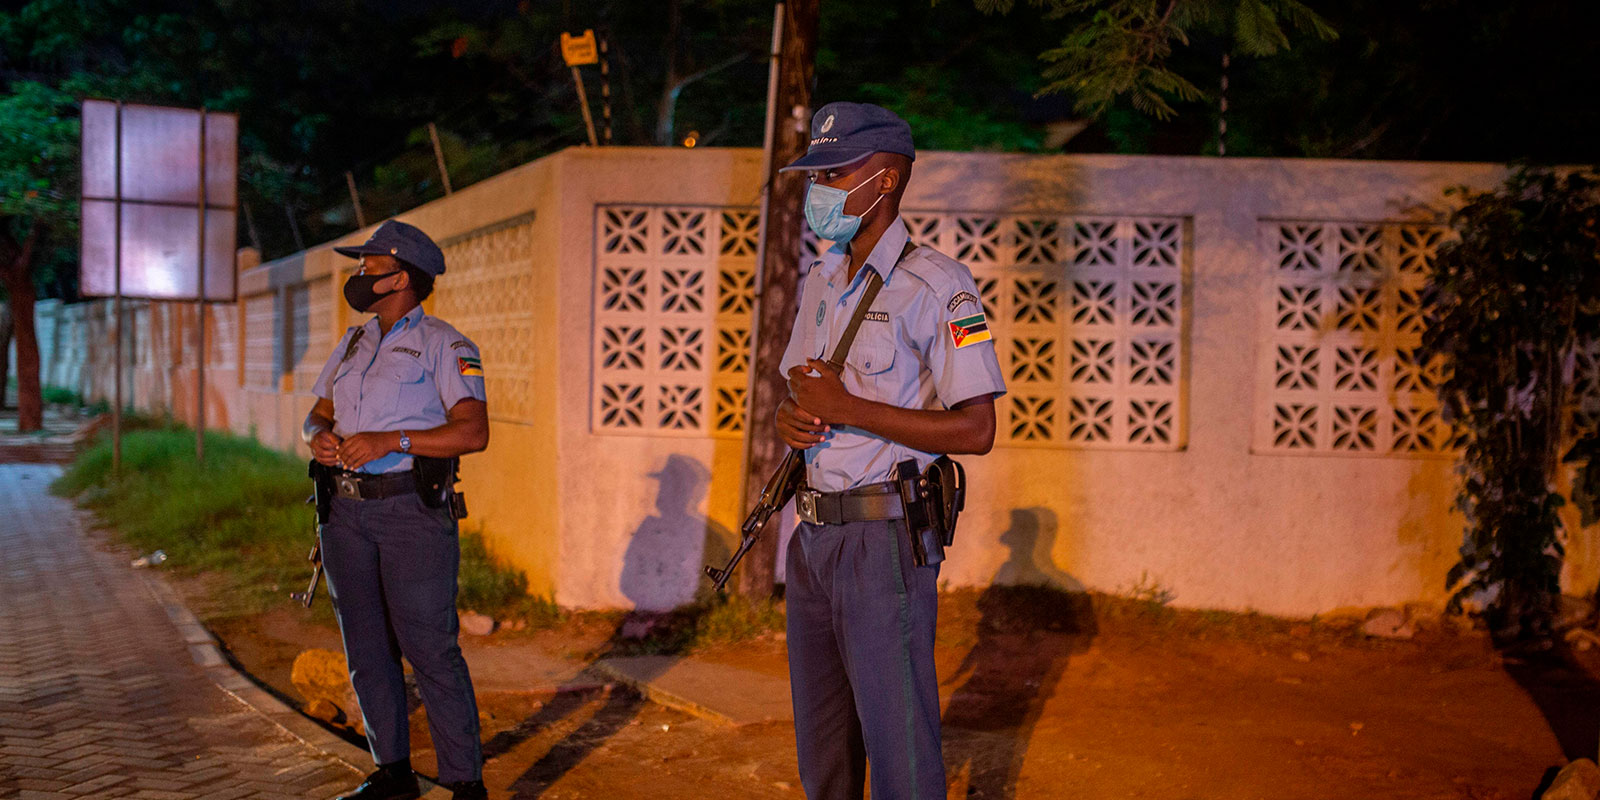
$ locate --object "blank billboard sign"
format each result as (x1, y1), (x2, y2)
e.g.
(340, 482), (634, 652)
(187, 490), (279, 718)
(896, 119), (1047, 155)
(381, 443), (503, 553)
(80, 100), (238, 301)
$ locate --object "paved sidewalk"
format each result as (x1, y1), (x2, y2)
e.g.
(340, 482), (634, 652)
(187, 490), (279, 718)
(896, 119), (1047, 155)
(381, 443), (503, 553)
(0, 464), (362, 800)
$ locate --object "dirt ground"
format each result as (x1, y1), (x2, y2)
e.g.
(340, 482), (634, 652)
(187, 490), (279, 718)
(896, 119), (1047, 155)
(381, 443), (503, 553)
(196, 582), (1595, 800)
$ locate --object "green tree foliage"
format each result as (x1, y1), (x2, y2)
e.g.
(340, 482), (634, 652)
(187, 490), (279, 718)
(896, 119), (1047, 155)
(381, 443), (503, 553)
(0, 80), (78, 262)
(3, 0), (1595, 270)
(970, 0), (1336, 119)
(1423, 169), (1600, 642)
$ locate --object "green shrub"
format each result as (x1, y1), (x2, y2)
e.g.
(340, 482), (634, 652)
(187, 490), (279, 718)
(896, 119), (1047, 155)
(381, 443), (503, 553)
(42, 385), (82, 406)
(53, 426), (550, 624)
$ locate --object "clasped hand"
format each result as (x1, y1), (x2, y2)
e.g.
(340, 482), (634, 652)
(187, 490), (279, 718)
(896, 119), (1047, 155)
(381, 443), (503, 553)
(311, 430), (396, 470)
(776, 359), (859, 449)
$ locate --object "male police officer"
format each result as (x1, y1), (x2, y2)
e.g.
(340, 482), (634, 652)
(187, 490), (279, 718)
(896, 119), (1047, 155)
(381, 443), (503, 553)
(303, 220), (489, 800)
(775, 103), (1006, 800)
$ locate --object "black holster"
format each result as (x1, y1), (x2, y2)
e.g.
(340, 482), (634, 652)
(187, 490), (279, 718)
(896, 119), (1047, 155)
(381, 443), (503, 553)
(924, 455), (966, 547)
(411, 456), (468, 519)
(308, 460), (334, 526)
(891, 460), (938, 567)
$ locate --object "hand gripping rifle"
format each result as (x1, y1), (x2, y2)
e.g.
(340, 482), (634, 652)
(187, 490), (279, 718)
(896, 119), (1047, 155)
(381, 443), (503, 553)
(704, 252), (900, 592)
(292, 460), (334, 607)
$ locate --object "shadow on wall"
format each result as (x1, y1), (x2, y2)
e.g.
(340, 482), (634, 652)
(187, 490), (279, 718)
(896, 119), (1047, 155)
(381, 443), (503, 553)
(483, 453), (732, 798)
(620, 453), (731, 612)
(277, 287), (309, 388)
(943, 507), (1098, 799)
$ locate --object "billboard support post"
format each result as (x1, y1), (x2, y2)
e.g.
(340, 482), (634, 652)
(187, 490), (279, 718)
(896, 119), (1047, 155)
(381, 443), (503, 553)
(112, 101), (123, 475)
(195, 109), (207, 463)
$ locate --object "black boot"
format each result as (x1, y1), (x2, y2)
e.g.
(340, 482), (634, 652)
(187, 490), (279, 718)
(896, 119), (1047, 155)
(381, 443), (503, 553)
(335, 760), (421, 800)
(445, 779), (489, 799)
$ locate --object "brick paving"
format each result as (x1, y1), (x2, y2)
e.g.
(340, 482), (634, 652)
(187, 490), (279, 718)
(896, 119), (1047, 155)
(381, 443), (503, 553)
(0, 463), (362, 800)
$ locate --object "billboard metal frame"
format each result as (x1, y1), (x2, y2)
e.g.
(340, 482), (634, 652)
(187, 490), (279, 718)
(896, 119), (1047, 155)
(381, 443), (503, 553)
(80, 99), (239, 465)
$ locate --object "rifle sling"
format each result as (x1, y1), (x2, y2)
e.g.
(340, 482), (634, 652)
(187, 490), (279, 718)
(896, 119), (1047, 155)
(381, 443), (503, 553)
(824, 240), (916, 370)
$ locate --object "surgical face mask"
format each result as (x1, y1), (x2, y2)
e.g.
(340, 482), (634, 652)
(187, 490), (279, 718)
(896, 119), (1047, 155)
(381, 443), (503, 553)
(804, 167), (886, 243)
(343, 271), (400, 312)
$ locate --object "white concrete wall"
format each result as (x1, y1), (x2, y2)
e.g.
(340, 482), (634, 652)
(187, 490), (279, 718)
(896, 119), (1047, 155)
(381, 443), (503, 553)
(38, 146), (1600, 616)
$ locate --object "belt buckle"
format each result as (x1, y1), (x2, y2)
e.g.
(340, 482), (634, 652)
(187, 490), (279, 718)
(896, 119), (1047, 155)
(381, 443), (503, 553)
(335, 474), (361, 500)
(797, 490), (817, 523)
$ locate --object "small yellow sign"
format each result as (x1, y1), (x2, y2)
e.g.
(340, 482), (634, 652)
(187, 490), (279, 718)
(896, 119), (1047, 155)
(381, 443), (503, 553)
(560, 30), (598, 66)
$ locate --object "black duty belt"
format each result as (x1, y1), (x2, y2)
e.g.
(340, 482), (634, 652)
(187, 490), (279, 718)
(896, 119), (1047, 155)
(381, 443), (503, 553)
(332, 469), (416, 501)
(795, 481), (904, 525)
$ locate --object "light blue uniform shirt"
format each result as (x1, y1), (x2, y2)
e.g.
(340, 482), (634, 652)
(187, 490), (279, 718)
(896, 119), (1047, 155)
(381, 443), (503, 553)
(780, 215), (1007, 492)
(312, 305), (486, 474)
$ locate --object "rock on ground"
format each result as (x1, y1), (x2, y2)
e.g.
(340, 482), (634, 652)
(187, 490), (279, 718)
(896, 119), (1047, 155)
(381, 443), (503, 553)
(1542, 758), (1600, 800)
(1362, 608), (1415, 640)
(291, 648), (364, 735)
(460, 611), (497, 636)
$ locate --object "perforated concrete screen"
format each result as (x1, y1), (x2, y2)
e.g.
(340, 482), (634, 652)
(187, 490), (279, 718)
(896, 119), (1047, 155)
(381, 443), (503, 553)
(79, 100), (238, 302)
(591, 205), (1191, 450)
(1253, 220), (1457, 455)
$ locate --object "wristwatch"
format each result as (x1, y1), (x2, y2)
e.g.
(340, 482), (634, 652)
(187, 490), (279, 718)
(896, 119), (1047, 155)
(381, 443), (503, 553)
(398, 431), (412, 453)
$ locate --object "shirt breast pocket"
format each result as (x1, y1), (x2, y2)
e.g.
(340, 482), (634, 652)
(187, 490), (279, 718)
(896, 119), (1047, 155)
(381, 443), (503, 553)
(381, 360), (433, 415)
(845, 340), (897, 398)
(331, 364), (360, 416)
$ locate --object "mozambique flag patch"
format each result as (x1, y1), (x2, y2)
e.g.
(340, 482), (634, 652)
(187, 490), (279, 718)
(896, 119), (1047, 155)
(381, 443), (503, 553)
(457, 356), (483, 377)
(948, 312), (992, 349)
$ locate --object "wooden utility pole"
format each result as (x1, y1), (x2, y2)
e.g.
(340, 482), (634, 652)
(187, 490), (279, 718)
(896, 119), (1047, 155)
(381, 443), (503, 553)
(738, 0), (818, 598)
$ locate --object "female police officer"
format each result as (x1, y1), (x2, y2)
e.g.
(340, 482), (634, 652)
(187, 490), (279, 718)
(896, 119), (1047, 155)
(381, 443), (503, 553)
(302, 220), (489, 800)
(775, 103), (1006, 800)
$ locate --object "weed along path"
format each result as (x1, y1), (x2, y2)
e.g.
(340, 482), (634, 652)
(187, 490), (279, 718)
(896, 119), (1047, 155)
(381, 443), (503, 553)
(0, 463), (360, 799)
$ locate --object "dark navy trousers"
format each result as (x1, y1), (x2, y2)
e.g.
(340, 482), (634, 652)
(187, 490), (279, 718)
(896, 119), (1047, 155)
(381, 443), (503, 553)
(321, 492), (482, 783)
(785, 519), (945, 800)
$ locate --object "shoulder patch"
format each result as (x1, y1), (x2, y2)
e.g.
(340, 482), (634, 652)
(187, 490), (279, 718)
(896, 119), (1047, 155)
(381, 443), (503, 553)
(450, 340), (474, 350)
(947, 291), (979, 314)
(457, 356), (483, 377)
(948, 311), (993, 349)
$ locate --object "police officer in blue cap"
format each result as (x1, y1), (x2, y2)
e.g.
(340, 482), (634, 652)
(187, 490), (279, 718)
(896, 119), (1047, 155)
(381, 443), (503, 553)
(775, 102), (1007, 799)
(303, 219), (490, 800)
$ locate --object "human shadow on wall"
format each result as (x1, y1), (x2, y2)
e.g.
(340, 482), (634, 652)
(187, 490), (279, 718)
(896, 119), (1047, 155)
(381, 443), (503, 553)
(483, 454), (731, 799)
(942, 507), (1098, 799)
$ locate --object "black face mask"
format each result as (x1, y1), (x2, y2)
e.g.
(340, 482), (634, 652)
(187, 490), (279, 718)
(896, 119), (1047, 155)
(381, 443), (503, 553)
(343, 272), (400, 312)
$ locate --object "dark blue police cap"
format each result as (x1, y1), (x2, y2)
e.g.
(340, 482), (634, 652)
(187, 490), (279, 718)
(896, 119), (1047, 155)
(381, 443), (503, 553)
(779, 102), (916, 172)
(333, 219), (447, 276)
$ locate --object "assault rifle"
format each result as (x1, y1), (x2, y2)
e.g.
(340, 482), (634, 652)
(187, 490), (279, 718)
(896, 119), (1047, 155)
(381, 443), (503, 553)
(291, 460), (334, 607)
(704, 448), (804, 591)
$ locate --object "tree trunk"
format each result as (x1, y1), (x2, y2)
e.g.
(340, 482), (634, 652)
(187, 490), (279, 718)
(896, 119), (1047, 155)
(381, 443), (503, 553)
(0, 301), (12, 410)
(0, 226), (41, 431)
(654, 0), (684, 146)
(9, 283), (40, 431)
(738, 0), (819, 598)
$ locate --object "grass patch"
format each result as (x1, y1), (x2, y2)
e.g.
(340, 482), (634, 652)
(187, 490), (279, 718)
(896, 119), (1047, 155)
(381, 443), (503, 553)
(606, 594), (787, 656)
(458, 527), (564, 628)
(53, 425), (556, 627)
